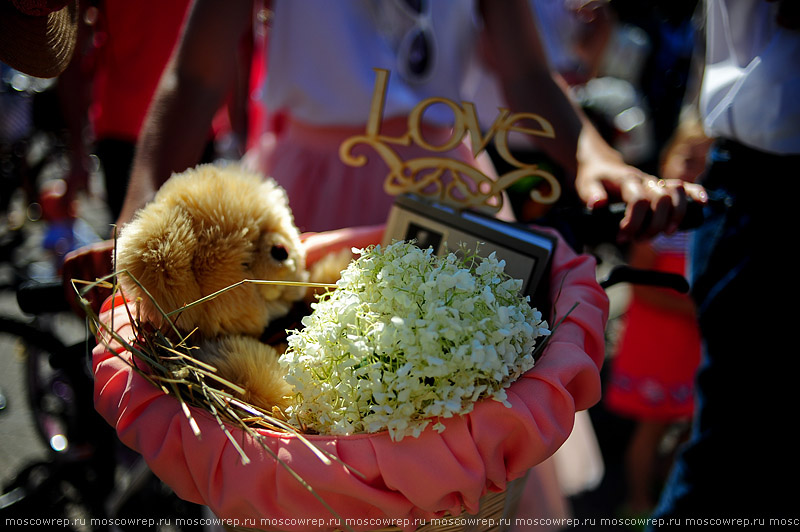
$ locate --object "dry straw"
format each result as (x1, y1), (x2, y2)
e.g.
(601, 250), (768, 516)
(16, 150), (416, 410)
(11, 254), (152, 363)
(71, 267), (359, 529)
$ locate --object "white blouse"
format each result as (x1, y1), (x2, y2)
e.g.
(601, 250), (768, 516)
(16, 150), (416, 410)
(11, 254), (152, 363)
(264, 0), (481, 127)
(701, 0), (800, 155)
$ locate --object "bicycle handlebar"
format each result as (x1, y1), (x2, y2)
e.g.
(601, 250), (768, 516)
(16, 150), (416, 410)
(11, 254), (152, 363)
(13, 198), (710, 316)
(599, 265), (690, 293)
(16, 280), (73, 315)
(559, 196), (710, 248)
(594, 196), (706, 231)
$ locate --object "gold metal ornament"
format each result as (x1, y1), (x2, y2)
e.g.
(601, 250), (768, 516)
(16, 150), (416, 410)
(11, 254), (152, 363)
(340, 69), (562, 214)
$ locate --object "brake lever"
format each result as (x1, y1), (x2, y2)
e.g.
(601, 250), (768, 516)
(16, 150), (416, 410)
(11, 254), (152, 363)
(599, 264), (690, 293)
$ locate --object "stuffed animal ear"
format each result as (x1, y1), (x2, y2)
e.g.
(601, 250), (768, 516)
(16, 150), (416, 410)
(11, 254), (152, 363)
(115, 202), (203, 328)
(188, 223), (269, 336)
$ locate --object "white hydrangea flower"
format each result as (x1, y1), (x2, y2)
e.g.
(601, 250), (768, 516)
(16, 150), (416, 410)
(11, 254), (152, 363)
(280, 241), (550, 441)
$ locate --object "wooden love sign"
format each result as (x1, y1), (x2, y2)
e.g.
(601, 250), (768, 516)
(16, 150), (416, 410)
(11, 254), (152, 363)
(339, 69), (561, 214)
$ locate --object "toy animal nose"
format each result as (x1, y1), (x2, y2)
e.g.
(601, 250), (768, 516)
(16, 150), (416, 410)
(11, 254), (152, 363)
(270, 245), (289, 262)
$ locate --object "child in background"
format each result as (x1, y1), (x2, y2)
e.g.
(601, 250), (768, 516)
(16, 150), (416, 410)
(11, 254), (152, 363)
(604, 110), (711, 516)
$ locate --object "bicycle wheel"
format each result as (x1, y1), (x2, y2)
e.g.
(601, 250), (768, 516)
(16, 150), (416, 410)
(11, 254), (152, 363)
(0, 316), (79, 457)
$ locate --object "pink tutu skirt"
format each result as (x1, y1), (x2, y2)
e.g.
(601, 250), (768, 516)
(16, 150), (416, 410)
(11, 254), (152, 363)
(244, 117), (508, 233)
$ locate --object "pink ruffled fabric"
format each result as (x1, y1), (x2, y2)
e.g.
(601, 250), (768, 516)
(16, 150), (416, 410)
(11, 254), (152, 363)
(93, 225), (608, 531)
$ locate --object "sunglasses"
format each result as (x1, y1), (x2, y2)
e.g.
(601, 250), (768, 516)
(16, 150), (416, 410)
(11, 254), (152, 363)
(374, 0), (436, 82)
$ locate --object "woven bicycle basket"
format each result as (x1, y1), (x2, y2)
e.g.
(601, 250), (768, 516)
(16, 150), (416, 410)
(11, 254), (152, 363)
(92, 225), (608, 532)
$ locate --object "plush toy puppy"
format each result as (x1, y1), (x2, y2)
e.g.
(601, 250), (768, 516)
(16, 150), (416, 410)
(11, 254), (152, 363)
(115, 164), (311, 411)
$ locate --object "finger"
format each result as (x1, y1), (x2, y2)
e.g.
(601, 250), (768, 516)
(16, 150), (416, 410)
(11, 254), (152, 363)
(641, 178), (683, 236)
(575, 176), (610, 210)
(617, 176), (651, 241)
(637, 178), (674, 238)
(666, 182), (688, 234)
(684, 182), (708, 204)
(646, 183), (675, 237)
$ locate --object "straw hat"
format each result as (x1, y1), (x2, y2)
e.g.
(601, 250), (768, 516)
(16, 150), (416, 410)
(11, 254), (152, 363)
(0, 0), (79, 78)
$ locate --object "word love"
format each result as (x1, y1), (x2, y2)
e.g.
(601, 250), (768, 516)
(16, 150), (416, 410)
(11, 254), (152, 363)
(339, 69), (561, 213)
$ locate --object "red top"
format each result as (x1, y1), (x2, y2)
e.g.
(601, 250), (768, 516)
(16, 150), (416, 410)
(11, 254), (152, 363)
(89, 1), (191, 140)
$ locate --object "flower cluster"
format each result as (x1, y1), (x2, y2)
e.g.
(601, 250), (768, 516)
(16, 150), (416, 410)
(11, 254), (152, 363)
(280, 241), (550, 441)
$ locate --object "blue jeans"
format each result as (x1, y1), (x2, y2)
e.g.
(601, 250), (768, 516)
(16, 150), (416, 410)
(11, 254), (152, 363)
(650, 140), (799, 525)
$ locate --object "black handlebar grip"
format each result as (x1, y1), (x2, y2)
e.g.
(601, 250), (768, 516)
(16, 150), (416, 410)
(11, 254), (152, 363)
(570, 196), (711, 247)
(599, 265), (690, 293)
(16, 280), (72, 315)
(592, 196), (707, 231)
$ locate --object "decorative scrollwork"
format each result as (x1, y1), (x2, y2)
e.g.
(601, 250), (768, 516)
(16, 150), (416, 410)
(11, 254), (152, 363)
(340, 135), (561, 214)
(339, 69), (563, 214)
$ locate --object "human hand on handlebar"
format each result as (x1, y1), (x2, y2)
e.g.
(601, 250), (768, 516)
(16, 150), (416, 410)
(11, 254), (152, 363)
(61, 239), (116, 318)
(574, 154), (708, 242)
